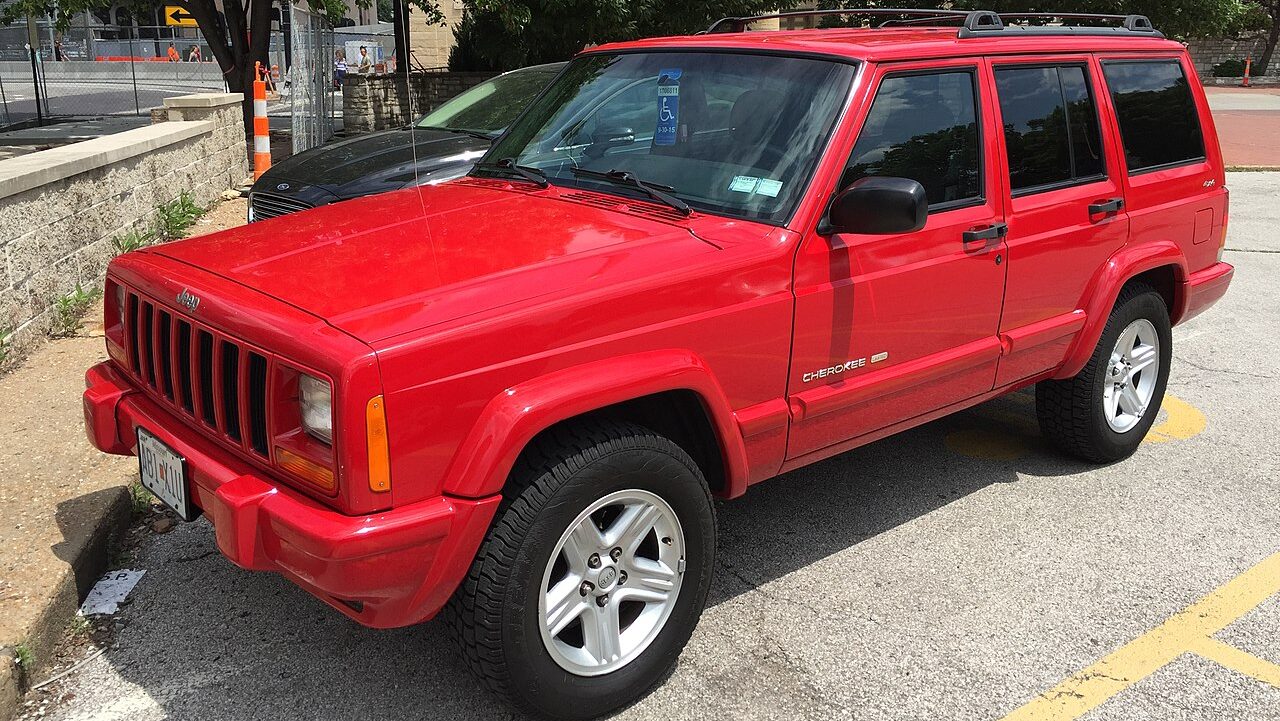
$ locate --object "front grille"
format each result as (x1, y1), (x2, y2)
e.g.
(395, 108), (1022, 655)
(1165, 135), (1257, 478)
(250, 191), (313, 221)
(124, 290), (271, 459)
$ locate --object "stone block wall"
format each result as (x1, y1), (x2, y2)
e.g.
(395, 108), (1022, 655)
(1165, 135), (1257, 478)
(1187, 37), (1280, 78)
(0, 93), (247, 369)
(342, 70), (497, 133)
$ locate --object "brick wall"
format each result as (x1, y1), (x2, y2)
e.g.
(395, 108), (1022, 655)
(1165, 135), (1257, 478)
(0, 93), (247, 369)
(342, 70), (497, 133)
(1187, 36), (1280, 78)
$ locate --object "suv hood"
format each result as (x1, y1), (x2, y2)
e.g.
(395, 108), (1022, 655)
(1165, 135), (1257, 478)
(150, 180), (743, 343)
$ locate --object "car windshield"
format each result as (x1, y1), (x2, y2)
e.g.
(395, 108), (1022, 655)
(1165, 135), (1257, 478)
(416, 65), (559, 135)
(482, 52), (856, 224)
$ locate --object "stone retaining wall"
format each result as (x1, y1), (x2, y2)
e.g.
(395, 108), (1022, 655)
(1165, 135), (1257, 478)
(342, 70), (496, 133)
(1187, 36), (1280, 78)
(0, 93), (247, 369)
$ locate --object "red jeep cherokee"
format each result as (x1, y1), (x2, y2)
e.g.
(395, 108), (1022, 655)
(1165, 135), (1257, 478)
(84, 10), (1233, 719)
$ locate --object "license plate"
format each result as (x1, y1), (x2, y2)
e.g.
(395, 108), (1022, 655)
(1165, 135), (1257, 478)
(137, 427), (193, 521)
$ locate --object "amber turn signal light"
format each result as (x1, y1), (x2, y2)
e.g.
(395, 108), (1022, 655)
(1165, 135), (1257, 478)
(276, 446), (336, 493)
(366, 395), (391, 493)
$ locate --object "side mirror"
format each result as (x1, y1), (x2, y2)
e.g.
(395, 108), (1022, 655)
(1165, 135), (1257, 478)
(821, 176), (928, 235)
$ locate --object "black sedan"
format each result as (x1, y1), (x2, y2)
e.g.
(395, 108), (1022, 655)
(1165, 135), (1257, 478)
(248, 62), (564, 222)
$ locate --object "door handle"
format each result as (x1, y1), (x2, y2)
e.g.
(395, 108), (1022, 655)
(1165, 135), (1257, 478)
(962, 223), (1008, 244)
(1088, 198), (1125, 215)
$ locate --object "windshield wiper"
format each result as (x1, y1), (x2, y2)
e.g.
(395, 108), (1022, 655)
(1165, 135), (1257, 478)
(569, 168), (692, 216)
(474, 157), (549, 188)
(421, 125), (494, 141)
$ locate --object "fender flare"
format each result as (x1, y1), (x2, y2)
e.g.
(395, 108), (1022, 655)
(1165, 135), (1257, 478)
(1054, 241), (1188, 380)
(439, 349), (752, 499)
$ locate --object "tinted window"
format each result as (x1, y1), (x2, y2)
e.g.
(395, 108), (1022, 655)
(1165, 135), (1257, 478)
(844, 71), (981, 207)
(1103, 60), (1205, 172)
(995, 65), (1105, 193)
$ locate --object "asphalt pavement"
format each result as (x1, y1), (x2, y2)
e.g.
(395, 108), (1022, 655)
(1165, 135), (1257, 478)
(17, 173), (1280, 721)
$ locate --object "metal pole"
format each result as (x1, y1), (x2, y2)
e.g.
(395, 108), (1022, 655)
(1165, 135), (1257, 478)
(130, 36), (140, 115)
(26, 16), (43, 126)
(0, 72), (11, 126)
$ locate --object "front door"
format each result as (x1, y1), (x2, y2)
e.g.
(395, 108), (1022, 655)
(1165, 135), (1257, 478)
(787, 61), (1008, 462)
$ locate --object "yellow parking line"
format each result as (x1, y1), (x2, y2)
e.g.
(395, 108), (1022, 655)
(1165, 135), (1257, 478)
(1189, 636), (1280, 688)
(1000, 551), (1280, 721)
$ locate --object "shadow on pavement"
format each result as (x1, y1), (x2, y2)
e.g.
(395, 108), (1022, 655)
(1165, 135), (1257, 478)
(83, 388), (1094, 720)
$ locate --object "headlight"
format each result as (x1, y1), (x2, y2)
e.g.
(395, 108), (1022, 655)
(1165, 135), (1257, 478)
(298, 374), (332, 444)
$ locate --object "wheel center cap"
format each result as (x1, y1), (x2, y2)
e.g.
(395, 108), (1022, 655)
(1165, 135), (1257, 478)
(596, 565), (618, 591)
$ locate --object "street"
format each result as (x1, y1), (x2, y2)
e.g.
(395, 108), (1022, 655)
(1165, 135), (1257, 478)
(16, 172), (1280, 721)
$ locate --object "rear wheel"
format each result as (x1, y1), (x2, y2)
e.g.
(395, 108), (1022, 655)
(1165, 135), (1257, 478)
(445, 421), (716, 720)
(1036, 283), (1172, 463)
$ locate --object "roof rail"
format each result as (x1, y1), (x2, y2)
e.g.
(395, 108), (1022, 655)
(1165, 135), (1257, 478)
(704, 8), (973, 34)
(704, 8), (1163, 39)
(959, 12), (1162, 38)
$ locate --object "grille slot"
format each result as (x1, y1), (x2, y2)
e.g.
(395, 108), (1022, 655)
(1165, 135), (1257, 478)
(220, 341), (241, 441)
(247, 353), (269, 456)
(141, 302), (156, 389)
(250, 192), (313, 221)
(197, 331), (216, 427)
(177, 321), (194, 412)
(157, 311), (174, 400)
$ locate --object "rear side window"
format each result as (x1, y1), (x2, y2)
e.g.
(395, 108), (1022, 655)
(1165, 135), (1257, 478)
(1102, 60), (1205, 173)
(844, 70), (981, 209)
(994, 65), (1105, 194)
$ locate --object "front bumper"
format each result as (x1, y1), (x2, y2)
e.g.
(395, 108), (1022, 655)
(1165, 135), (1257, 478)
(84, 361), (499, 628)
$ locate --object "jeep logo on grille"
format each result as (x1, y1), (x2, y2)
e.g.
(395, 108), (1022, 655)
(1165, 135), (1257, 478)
(176, 289), (201, 312)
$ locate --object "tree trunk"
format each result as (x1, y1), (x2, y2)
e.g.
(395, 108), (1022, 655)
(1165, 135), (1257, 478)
(1259, 15), (1280, 78)
(392, 0), (409, 75)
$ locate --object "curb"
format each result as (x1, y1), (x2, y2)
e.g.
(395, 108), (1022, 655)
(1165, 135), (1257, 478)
(1, 486), (132, 721)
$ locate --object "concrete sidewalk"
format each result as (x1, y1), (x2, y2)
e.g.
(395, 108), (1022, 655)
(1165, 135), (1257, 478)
(0, 332), (136, 719)
(0, 197), (249, 719)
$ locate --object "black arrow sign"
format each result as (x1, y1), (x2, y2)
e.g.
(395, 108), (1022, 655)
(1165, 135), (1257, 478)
(167, 7), (195, 24)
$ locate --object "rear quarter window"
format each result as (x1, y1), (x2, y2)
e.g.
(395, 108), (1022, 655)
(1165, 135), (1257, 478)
(1101, 60), (1205, 173)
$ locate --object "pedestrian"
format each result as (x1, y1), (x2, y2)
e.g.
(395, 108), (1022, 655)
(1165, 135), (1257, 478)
(334, 49), (347, 88)
(357, 45), (373, 74)
(166, 43), (180, 62)
(53, 40), (67, 61)
(188, 45), (201, 62)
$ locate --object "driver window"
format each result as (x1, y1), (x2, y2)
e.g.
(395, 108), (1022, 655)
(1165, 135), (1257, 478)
(843, 69), (982, 209)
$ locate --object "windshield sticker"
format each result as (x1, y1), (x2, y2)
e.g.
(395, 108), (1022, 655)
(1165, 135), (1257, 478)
(729, 175), (760, 193)
(756, 179), (784, 197)
(655, 68), (681, 147)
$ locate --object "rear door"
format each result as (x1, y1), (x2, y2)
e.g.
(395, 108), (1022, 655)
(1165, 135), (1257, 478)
(988, 55), (1130, 386)
(786, 59), (1008, 462)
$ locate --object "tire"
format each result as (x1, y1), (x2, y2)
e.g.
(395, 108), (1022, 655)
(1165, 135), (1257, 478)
(1036, 282), (1172, 463)
(444, 420), (717, 720)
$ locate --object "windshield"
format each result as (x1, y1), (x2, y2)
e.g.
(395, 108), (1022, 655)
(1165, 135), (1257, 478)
(417, 65), (560, 135)
(482, 52), (856, 224)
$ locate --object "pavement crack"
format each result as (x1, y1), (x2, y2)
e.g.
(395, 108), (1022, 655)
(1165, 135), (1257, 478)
(175, 550), (219, 563)
(1225, 247), (1280, 254)
(1176, 355), (1277, 380)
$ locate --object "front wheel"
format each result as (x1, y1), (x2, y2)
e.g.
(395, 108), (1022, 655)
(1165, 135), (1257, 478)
(445, 421), (716, 720)
(1036, 283), (1172, 463)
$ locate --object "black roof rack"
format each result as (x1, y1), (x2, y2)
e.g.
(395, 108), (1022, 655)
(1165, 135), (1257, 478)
(704, 8), (1163, 39)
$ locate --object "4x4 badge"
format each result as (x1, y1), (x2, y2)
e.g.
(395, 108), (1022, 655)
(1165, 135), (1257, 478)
(176, 289), (201, 312)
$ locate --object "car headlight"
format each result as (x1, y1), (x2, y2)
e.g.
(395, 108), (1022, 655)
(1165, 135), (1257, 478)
(298, 374), (333, 444)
